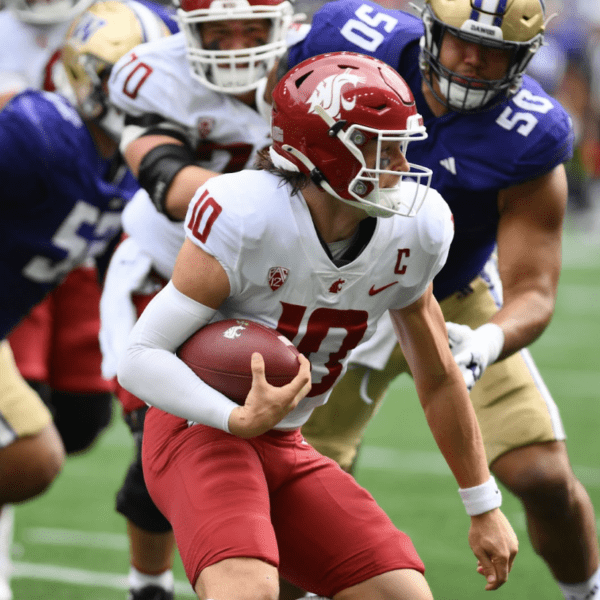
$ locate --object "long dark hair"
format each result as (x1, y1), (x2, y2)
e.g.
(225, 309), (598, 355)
(255, 147), (311, 196)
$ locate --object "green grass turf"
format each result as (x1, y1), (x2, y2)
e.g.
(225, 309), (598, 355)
(10, 227), (600, 599)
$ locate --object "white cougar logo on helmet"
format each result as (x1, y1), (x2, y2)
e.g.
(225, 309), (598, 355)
(307, 69), (366, 119)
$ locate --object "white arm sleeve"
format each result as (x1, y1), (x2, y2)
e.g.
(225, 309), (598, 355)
(117, 281), (239, 432)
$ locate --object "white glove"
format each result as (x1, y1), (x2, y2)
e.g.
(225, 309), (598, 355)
(446, 322), (505, 391)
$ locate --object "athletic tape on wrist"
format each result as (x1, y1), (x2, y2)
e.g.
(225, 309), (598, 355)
(459, 475), (502, 516)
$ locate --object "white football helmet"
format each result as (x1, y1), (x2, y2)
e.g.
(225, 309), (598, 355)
(174, 0), (294, 94)
(419, 0), (548, 112)
(5, 0), (94, 24)
(59, 0), (171, 139)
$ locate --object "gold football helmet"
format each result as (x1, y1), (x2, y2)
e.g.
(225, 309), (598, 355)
(60, 0), (171, 138)
(419, 0), (547, 112)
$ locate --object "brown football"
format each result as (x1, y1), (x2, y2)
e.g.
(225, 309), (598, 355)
(177, 319), (301, 405)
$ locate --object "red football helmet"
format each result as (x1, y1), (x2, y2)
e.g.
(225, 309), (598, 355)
(270, 52), (432, 218)
(174, 0), (294, 94)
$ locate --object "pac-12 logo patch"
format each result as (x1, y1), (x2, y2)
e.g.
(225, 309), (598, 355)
(268, 267), (289, 291)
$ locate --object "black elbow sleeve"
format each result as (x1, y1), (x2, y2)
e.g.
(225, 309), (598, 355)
(137, 142), (196, 217)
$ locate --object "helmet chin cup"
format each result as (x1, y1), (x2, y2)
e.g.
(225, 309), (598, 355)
(437, 72), (502, 112)
(349, 163), (433, 218)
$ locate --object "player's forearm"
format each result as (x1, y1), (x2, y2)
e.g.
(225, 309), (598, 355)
(117, 281), (237, 431)
(489, 285), (556, 360)
(494, 168), (565, 359)
(418, 377), (490, 489)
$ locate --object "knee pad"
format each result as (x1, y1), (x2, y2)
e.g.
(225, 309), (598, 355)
(50, 391), (113, 454)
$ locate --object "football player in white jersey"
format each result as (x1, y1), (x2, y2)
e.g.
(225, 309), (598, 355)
(261, 2), (600, 599)
(101, 2), (309, 598)
(0, 3), (172, 600)
(0, 0), (94, 104)
(117, 51), (518, 600)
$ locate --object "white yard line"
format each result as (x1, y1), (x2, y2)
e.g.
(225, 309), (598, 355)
(12, 445), (600, 591)
(11, 561), (196, 596)
(357, 446), (600, 488)
(21, 528), (128, 550)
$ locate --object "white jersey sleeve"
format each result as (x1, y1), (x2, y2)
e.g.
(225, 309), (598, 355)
(183, 171), (280, 299)
(109, 34), (189, 119)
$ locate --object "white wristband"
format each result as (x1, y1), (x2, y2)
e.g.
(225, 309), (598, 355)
(459, 476), (502, 516)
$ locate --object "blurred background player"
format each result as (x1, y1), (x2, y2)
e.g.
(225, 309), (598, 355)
(262, 1), (600, 600)
(0, 0), (176, 457)
(99, 1), (306, 598)
(0, 0), (94, 595)
(527, 0), (600, 231)
(0, 2), (173, 599)
(116, 50), (518, 600)
(0, 0), (94, 104)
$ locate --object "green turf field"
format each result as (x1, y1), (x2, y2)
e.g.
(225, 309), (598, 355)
(10, 225), (600, 600)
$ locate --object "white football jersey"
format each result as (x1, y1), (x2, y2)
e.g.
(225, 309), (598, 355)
(0, 12), (70, 93)
(109, 33), (272, 174)
(183, 170), (454, 428)
(121, 190), (184, 280)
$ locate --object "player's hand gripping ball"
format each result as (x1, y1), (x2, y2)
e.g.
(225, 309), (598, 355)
(177, 319), (302, 404)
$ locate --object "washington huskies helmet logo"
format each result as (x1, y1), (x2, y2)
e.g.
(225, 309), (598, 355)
(70, 13), (106, 45)
(307, 70), (366, 119)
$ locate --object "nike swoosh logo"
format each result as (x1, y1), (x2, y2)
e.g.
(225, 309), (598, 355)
(369, 282), (398, 296)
